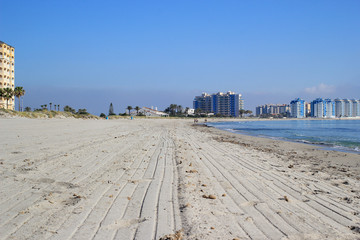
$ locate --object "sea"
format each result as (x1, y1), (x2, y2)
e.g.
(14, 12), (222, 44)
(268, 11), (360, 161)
(206, 119), (360, 153)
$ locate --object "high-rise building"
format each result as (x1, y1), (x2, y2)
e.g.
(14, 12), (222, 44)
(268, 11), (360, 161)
(290, 98), (305, 118)
(343, 99), (352, 117)
(351, 99), (360, 117)
(0, 41), (15, 110)
(193, 93), (212, 113)
(310, 98), (334, 118)
(193, 91), (243, 117)
(334, 99), (345, 117)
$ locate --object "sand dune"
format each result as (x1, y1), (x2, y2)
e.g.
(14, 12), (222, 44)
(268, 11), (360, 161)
(0, 118), (359, 239)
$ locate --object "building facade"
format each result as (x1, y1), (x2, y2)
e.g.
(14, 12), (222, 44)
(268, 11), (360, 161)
(290, 98), (305, 118)
(0, 41), (15, 109)
(193, 91), (244, 117)
(334, 99), (345, 117)
(310, 98), (335, 118)
(255, 104), (290, 117)
(351, 99), (360, 117)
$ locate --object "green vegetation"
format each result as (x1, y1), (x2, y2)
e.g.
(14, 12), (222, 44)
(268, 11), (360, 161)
(0, 88), (14, 109)
(109, 103), (116, 116)
(63, 105), (76, 114)
(127, 106), (133, 115)
(0, 108), (98, 119)
(164, 104), (186, 117)
(14, 86), (25, 111)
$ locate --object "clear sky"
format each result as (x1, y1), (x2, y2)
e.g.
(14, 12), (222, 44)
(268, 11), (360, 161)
(2, 0), (360, 115)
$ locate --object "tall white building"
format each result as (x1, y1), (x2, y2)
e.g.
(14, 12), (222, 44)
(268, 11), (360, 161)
(335, 99), (345, 117)
(311, 98), (334, 118)
(344, 99), (352, 117)
(351, 99), (360, 117)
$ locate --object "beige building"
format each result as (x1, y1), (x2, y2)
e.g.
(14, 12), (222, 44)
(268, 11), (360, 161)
(0, 41), (15, 109)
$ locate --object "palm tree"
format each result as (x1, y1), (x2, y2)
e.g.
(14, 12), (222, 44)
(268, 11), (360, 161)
(14, 86), (25, 111)
(245, 110), (253, 116)
(0, 88), (4, 108)
(127, 106), (133, 115)
(135, 106), (140, 115)
(177, 105), (183, 115)
(49, 102), (52, 111)
(169, 104), (177, 116)
(239, 109), (246, 118)
(3, 88), (14, 110)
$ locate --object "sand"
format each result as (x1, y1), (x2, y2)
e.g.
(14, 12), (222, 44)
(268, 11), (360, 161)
(0, 117), (359, 240)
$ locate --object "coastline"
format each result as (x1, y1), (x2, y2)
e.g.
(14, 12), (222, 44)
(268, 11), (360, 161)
(1, 118), (359, 239)
(204, 119), (360, 154)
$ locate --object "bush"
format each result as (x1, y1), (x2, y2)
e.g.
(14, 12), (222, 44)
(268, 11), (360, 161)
(77, 109), (88, 115)
(64, 105), (76, 114)
(100, 113), (106, 118)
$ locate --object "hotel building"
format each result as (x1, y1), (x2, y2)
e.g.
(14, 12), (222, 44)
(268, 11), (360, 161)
(0, 41), (15, 110)
(290, 98), (305, 118)
(310, 98), (335, 118)
(193, 91), (244, 117)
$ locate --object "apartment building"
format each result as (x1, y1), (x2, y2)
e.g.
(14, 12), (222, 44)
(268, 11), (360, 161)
(193, 91), (244, 117)
(255, 104), (290, 117)
(310, 98), (335, 118)
(0, 41), (15, 109)
(290, 98), (305, 118)
(352, 99), (360, 117)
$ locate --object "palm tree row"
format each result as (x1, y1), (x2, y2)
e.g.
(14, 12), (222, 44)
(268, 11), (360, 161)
(0, 86), (26, 110)
(126, 106), (141, 115)
(40, 104), (61, 111)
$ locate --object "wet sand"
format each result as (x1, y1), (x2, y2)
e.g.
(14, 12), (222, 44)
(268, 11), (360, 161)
(0, 118), (359, 239)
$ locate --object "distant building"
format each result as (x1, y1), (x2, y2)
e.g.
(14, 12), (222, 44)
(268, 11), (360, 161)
(138, 107), (169, 117)
(334, 99), (345, 117)
(255, 104), (290, 117)
(193, 91), (244, 117)
(351, 99), (360, 117)
(344, 99), (353, 117)
(310, 98), (334, 118)
(305, 102), (311, 116)
(0, 41), (15, 110)
(186, 108), (195, 115)
(290, 98), (305, 118)
(193, 93), (212, 113)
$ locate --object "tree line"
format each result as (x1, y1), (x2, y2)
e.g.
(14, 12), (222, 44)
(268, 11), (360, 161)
(0, 86), (25, 110)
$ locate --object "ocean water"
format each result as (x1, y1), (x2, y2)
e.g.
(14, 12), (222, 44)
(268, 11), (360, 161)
(206, 120), (360, 153)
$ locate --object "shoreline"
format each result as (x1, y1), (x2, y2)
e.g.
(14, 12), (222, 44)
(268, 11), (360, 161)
(204, 119), (360, 155)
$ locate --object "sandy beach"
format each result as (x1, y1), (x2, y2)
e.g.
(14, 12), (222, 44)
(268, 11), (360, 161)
(0, 117), (359, 240)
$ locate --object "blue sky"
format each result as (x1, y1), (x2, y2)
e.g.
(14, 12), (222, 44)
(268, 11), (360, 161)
(2, 0), (360, 114)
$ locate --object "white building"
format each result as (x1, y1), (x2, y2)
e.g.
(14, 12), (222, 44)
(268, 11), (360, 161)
(137, 107), (169, 117)
(351, 99), (360, 117)
(335, 99), (345, 117)
(344, 99), (352, 117)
